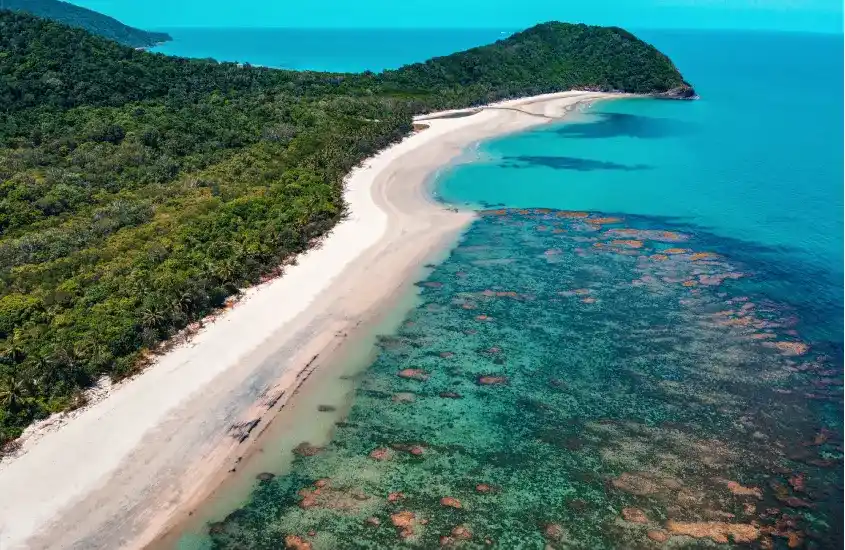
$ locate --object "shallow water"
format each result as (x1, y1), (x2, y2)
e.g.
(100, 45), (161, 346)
(209, 210), (842, 549)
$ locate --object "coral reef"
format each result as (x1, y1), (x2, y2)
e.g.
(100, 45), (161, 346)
(209, 209), (842, 550)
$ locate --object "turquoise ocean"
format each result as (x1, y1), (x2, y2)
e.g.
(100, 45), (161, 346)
(156, 28), (844, 548)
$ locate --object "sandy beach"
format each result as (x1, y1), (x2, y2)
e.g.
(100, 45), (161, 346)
(0, 91), (617, 550)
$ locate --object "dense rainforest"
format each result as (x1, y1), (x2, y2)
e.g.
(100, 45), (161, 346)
(0, 10), (693, 445)
(2, 0), (170, 47)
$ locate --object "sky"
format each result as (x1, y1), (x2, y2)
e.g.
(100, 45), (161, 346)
(69, 0), (843, 33)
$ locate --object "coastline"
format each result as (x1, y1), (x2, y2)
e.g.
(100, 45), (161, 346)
(0, 90), (619, 550)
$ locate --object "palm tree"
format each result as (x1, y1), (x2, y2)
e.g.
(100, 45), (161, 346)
(48, 347), (89, 388)
(0, 371), (28, 409)
(140, 301), (169, 329)
(0, 333), (26, 367)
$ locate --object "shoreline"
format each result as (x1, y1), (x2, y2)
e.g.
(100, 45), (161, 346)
(0, 90), (620, 550)
(148, 227), (460, 550)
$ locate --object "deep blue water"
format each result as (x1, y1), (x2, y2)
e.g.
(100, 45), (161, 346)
(152, 28), (513, 72)
(158, 28), (844, 549)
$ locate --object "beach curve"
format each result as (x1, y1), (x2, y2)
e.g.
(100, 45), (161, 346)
(0, 91), (618, 550)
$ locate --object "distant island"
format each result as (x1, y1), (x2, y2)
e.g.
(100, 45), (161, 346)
(0, 10), (693, 446)
(1, 0), (171, 47)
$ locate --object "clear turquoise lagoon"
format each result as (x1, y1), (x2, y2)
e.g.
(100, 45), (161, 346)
(162, 28), (843, 549)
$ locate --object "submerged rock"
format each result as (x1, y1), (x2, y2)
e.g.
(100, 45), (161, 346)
(726, 481), (763, 499)
(588, 216), (623, 225)
(439, 391), (462, 399)
(284, 535), (312, 550)
(440, 496), (462, 509)
(451, 525), (472, 540)
(690, 252), (719, 261)
(392, 392), (416, 403)
(292, 442), (323, 457)
(555, 211), (590, 218)
(769, 341), (810, 356)
(369, 447), (392, 461)
(622, 507), (649, 524)
(788, 473), (805, 492)
(665, 520), (760, 544)
(610, 239), (644, 249)
(298, 482), (372, 511)
(543, 523), (567, 541)
(398, 368), (430, 381)
(391, 510), (418, 539)
(392, 443), (426, 456)
(477, 375), (508, 386)
(604, 228), (687, 242)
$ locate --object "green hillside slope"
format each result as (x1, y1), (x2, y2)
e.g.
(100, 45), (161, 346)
(2, 0), (170, 47)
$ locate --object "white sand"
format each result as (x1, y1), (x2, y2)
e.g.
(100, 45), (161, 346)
(0, 91), (617, 549)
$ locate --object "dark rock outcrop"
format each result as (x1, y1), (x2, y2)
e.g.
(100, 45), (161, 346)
(653, 84), (698, 100)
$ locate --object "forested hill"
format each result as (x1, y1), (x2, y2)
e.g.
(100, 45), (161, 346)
(0, 15), (693, 114)
(0, 11), (693, 446)
(2, 0), (170, 47)
(381, 22), (695, 101)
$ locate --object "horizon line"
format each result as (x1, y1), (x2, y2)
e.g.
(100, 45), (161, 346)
(147, 25), (844, 36)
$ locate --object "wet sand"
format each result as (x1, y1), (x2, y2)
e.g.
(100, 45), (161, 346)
(0, 91), (618, 550)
